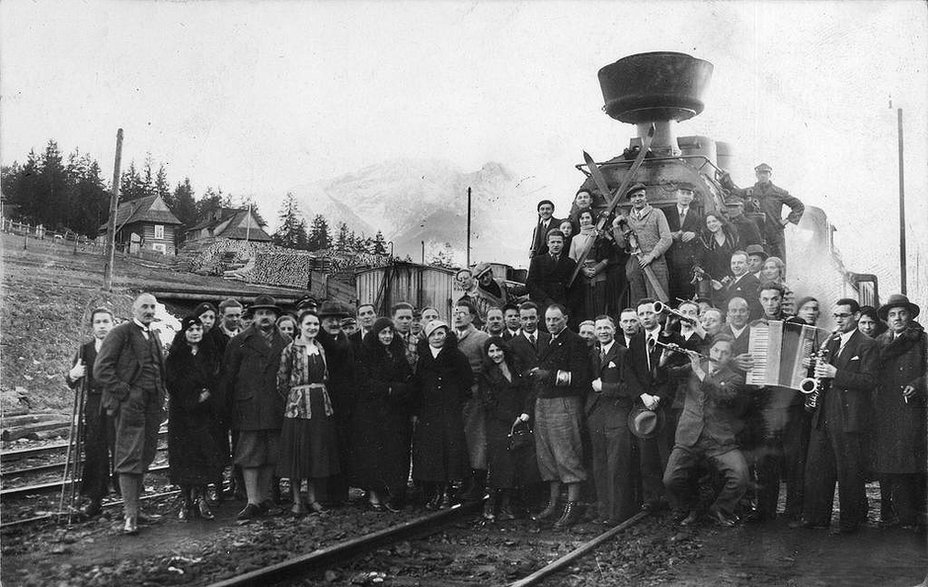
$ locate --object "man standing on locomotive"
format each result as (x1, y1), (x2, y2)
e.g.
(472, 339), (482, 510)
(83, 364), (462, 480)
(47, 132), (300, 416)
(665, 183), (704, 302)
(611, 184), (672, 304)
(721, 163), (804, 261)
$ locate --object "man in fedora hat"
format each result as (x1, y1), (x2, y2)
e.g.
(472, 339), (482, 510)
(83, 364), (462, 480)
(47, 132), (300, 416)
(611, 184), (672, 304)
(872, 294), (927, 530)
(663, 334), (748, 527)
(222, 294), (289, 520)
(720, 163), (804, 261)
(94, 293), (167, 534)
(316, 300), (356, 506)
(745, 245), (768, 281)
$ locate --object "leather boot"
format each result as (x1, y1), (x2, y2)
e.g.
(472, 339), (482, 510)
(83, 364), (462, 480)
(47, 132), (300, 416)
(178, 488), (193, 522)
(533, 501), (560, 522)
(196, 487), (215, 520)
(554, 501), (581, 529)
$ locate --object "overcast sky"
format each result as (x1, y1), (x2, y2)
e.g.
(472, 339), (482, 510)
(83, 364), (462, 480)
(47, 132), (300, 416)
(2, 1), (926, 300)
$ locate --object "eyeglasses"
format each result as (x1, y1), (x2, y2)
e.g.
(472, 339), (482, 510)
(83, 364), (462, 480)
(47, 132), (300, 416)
(833, 312), (852, 319)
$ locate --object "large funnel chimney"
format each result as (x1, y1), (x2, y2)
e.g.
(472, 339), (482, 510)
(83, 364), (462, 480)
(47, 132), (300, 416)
(598, 52), (713, 156)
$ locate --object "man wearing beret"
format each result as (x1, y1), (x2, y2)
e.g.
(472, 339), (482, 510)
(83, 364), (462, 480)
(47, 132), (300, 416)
(94, 293), (167, 535)
(529, 199), (563, 259)
(720, 163), (804, 261)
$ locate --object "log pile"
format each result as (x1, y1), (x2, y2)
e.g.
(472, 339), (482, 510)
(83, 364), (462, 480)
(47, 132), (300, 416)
(180, 239), (275, 275)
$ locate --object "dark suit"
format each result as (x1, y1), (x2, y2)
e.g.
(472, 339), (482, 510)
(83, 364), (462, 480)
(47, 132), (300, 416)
(533, 328), (590, 484)
(724, 273), (762, 319)
(586, 342), (638, 521)
(529, 216), (564, 258)
(663, 365), (749, 516)
(802, 330), (878, 528)
(94, 321), (166, 475)
(67, 340), (116, 500)
(526, 253), (577, 312)
(626, 329), (678, 506)
(509, 330), (550, 374)
(665, 205), (705, 301)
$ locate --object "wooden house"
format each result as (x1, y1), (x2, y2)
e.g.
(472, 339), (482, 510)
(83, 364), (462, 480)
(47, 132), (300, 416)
(99, 195), (182, 255)
(185, 207), (272, 245)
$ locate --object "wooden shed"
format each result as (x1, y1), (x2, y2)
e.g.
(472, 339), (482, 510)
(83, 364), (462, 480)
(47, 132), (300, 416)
(355, 262), (456, 319)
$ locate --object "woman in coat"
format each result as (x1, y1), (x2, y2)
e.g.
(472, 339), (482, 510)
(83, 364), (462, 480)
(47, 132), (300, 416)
(412, 320), (473, 509)
(193, 301), (231, 504)
(353, 317), (414, 511)
(277, 310), (340, 515)
(479, 337), (537, 520)
(166, 316), (223, 521)
(568, 209), (610, 323)
(872, 295), (927, 529)
(699, 212), (738, 283)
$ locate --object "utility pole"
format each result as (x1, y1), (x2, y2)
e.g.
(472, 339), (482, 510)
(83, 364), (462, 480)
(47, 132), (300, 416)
(896, 107), (907, 295)
(466, 187), (472, 267)
(103, 129), (124, 291)
(421, 240), (425, 264)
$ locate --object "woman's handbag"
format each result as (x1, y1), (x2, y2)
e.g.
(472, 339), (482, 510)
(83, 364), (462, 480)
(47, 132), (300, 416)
(507, 419), (534, 452)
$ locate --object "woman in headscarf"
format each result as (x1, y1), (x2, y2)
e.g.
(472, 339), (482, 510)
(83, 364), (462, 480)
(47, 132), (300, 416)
(479, 337), (537, 520)
(166, 316), (223, 521)
(277, 310), (340, 515)
(412, 320), (473, 509)
(858, 305), (887, 339)
(353, 317), (415, 511)
(760, 256), (794, 314)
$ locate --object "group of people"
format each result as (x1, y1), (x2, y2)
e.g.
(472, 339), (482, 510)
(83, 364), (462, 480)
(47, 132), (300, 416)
(64, 162), (923, 537)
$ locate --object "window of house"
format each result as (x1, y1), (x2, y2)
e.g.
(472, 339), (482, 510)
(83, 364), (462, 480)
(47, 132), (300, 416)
(154, 224), (164, 239)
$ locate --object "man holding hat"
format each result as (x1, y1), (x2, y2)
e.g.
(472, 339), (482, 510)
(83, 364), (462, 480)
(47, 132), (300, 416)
(529, 199), (563, 259)
(720, 163), (804, 261)
(872, 294), (927, 530)
(665, 183), (704, 301)
(221, 294), (289, 519)
(612, 183), (672, 304)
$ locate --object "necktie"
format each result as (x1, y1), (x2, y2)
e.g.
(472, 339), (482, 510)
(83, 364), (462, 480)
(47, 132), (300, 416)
(529, 334), (536, 349)
(680, 207), (687, 225)
(600, 348), (607, 362)
(551, 254), (558, 263)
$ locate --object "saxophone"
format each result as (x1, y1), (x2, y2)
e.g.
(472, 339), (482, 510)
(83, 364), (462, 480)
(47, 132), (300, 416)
(799, 331), (840, 412)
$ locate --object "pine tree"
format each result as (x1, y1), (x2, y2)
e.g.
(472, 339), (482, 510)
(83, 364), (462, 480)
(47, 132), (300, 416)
(120, 161), (147, 201)
(335, 222), (351, 253)
(307, 214), (332, 251)
(171, 178), (198, 227)
(273, 192), (308, 249)
(196, 187), (224, 225)
(154, 164), (172, 206)
(372, 230), (388, 255)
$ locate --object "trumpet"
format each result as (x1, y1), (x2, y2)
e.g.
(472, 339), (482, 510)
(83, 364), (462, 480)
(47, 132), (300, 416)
(653, 301), (698, 326)
(647, 337), (718, 363)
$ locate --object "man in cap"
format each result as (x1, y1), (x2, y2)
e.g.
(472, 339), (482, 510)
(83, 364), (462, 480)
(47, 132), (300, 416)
(872, 294), (927, 530)
(745, 245), (768, 280)
(721, 163), (805, 261)
(665, 183), (704, 301)
(221, 294), (289, 519)
(663, 334), (748, 527)
(612, 184), (672, 304)
(316, 300), (357, 506)
(799, 298), (878, 533)
(94, 293), (167, 534)
(469, 263), (515, 323)
(530, 199), (563, 259)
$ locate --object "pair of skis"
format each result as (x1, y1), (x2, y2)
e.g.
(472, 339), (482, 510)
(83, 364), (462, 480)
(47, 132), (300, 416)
(568, 124), (668, 302)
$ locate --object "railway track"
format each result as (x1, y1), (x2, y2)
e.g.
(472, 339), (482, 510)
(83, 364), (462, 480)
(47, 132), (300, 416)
(0, 441), (168, 481)
(0, 429), (167, 466)
(204, 502), (649, 587)
(0, 463), (170, 500)
(0, 488), (180, 531)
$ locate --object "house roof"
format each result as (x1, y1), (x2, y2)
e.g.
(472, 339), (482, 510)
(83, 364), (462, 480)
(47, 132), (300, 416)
(188, 207), (239, 231)
(188, 207), (272, 241)
(99, 195), (182, 231)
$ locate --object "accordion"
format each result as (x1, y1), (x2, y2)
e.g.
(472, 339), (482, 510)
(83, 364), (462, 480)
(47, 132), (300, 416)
(746, 320), (828, 390)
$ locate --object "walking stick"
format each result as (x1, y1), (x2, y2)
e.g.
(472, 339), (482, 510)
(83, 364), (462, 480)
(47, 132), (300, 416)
(57, 348), (88, 524)
(58, 353), (83, 524)
(67, 374), (88, 524)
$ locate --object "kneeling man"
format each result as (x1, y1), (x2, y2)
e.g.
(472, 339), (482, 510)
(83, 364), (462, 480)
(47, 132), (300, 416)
(663, 334), (748, 527)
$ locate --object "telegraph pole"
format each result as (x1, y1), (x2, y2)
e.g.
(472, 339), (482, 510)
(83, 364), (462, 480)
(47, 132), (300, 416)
(896, 107), (907, 295)
(466, 187), (472, 267)
(103, 129), (124, 291)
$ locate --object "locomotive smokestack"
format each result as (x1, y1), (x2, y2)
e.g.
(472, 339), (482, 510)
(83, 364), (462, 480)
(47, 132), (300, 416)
(598, 52), (713, 156)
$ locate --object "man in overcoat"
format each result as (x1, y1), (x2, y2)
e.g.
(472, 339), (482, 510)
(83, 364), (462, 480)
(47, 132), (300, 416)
(453, 300), (491, 501)
(509, 301), (550, 373)
(94, 293), (167, 534)
(66, 307), (116, 517)
(665, 183), (704, 302)
(586, 315), (639, 524)
(529, 304), (590, 528)
(800, 298), (878, 533)
(221, 294), (289, 519)
(526, 230), (577, 315)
